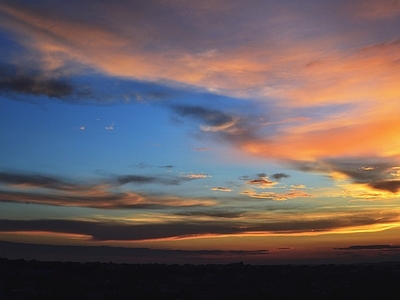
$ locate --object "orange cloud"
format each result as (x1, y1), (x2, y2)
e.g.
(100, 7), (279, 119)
(2, 1), (398, 102)
(0, 189), (217, 209)
(242, 113), (400, 160)
(2, 1), (400, 195)
(241, 189), (311, 201)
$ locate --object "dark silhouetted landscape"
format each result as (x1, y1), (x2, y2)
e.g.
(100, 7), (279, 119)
(1, 256), (400, 299)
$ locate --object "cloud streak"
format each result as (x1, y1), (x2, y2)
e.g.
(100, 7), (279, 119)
(241, 190), (311, 201)
(0, 172), (216, 209)
(0, 209), (397, 241)
(334, 245), (400, 251)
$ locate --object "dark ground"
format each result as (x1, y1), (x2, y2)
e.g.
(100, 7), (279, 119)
(1, 257), (400, 299)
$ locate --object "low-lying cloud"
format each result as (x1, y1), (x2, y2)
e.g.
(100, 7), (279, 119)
(0, 210), (396, 241)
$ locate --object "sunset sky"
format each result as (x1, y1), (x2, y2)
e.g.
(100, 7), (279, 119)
(1, 0), (400, 264)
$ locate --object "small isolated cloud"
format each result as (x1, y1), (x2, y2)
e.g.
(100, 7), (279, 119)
(360, 166), (376, 171)
(194, 147), (211, 151)
(171, 105), (237, 132)
(170, 104), (257, 141)
(130, 163), (152, 169)
(179, 173), (211, 179)
(105, 124), (114, 130)
(247, 179), (277, 189)
(291, 184), (306, 189)
(79, 126), (85, 131)
(159, 165), (174, 169)
(211, 187), (232, 192)
(271, 173), (290, 180)
(246, 174), (277, 189)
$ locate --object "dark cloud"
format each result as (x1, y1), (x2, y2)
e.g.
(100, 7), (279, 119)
(326, 158), (400, 193)
(0, 67), (73, 98)
(0, 210), (396, 241)
(0, 171), (214, 209)
(0, 172), (84, 191)
(171, 105), (234, 128)
(272, 173), (290, 180)
(334, 245), (400, 250)
(246, 173), (277, 188)
(289, 157), (400, 193)
(0, 241), (268, 264)
(0, 171), (185, 191)
(169, 104), (258, 143)
(369, 180), (400, 193)
(115, 173), (209, 185)
(249, 211), (399, 234)
(159, 165), (175, 169)
(247, 178), (275, 186)
(0, 171), (188, 192)
(0, 219), (239, 241)
(0, 64), (174, 104)
(115, 174), (180, 186)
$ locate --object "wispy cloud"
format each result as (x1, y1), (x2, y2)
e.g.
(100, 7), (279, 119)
(169, 104), (263, 147)
(159, 165), (175, 169)
(211, 187), (232, 192)
(241, 190), (311, 201)
(175, 210), (243, 219)
(0, 189), (215, 210)
(0, 172), (86, 191)
(130, 163), (152, 169)
(0, 171), (216, 209)
(179, 173), (211, 179)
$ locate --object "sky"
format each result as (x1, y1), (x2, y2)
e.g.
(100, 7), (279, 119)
(1, 0), (400, 264)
